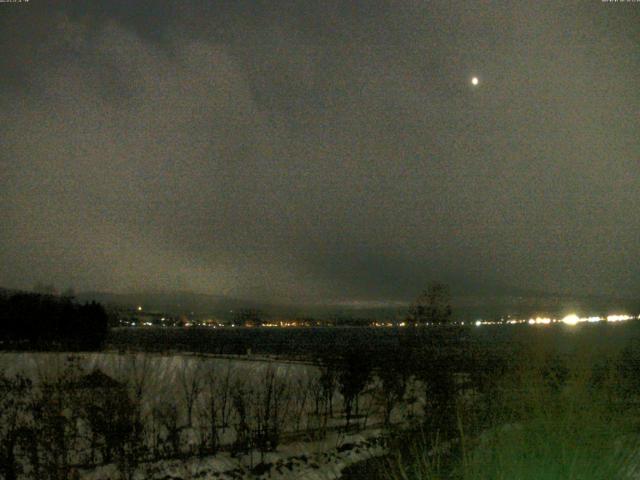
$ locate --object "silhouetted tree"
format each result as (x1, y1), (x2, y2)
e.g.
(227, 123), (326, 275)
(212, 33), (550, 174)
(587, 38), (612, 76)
(251, 365), (289, 460)
(178, 361), (203, 427)
(32, 357), (85, 480)
(232, 309), (264, 327)
(0, 292), (108, 350)
(75, 301), (109, 350)
(411, 326), (469, 440)
(316, 353), (339, 418)
(337, 349), (373, 428)
(230, 380), (251, 456)
(376, 347), (411, 426)
(153, 401), (180, 458)
(407, 282), (452, 326)
(0, 375), (33, 480)
(78, 370), (137, 465)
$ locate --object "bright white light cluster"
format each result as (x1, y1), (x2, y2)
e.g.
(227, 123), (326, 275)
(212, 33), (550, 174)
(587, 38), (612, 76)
(529, 317), (552, 325)
(561, 314), (634, 325)
(561, 314), (580, 326)
(472, 313), (638, 327)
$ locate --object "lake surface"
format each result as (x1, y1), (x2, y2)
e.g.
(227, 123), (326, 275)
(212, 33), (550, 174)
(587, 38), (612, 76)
(107, 321), (640, 358)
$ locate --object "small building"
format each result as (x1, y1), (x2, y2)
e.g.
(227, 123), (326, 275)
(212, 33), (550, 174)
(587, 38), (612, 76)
(74, 369), (124, 391)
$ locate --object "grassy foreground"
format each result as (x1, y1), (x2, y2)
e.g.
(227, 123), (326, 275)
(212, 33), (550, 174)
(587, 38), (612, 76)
(382, 335), (640, 480)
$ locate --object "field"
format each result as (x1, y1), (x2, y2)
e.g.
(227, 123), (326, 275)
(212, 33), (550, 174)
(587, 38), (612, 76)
(0, 348), (423, 480)
(4, 322), (640, 479)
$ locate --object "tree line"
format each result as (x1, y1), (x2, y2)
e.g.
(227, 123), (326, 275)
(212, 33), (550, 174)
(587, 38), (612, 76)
(0, 291), (108, 350)
(0, 352), (410, 479)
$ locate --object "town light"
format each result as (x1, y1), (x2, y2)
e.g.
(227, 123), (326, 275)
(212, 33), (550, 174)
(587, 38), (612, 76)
(562, 314), (580, 326)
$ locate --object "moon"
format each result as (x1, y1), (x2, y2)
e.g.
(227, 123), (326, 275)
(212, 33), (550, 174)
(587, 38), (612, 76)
(471, 76), (479, 86)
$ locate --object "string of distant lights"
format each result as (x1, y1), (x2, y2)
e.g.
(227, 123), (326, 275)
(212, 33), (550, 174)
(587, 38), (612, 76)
(371, 314), (640, 328)
(128, 306), (639, 328)
(472, 314), (638, 327)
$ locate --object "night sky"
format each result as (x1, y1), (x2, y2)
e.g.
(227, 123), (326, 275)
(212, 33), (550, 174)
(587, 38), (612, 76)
(1, 1), (638, 304)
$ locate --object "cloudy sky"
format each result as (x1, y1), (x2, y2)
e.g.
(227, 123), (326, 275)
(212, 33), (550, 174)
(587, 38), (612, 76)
(1, 1), (638, 303)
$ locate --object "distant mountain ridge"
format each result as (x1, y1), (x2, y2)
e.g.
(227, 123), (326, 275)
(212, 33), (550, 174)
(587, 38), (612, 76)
(75, 291), (258, 315)
(2, 287), (638, 322)
(76, 289), (640, 322)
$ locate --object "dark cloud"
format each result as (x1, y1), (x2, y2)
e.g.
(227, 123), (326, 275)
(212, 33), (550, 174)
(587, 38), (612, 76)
(1, 1), (638, 303)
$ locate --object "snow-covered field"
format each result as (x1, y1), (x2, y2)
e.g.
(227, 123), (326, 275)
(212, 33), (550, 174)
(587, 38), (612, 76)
(0, 352), (422, 480)
(82, 428), (388, 480)
(0, 352), (311, 419)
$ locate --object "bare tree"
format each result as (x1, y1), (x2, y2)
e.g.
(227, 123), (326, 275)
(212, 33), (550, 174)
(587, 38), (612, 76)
(230, 379), (251, 457)
(290, 373), (313, 432)
(196, 362), (230, 455)
(32, 358), (85, 480)
(146, 399), (163, 460)
(217, 362), (234, 432)
(0, 374), (33, 480)
(376, 349), (411, 427)
(78, 374), (142, 476)
(110, 395), (143, 480)
(317, 359), (338, 418)
(153, 401), (180, 458)
(307, 372), (328, 438)
(178, 359), (204, 428)
(250, 365), (291, 460)
(122, 354), (152, 406)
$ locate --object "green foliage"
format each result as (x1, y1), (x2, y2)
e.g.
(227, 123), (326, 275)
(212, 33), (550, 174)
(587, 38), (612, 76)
(385, 340), (640, 480)
(459, 355), (633, 479)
